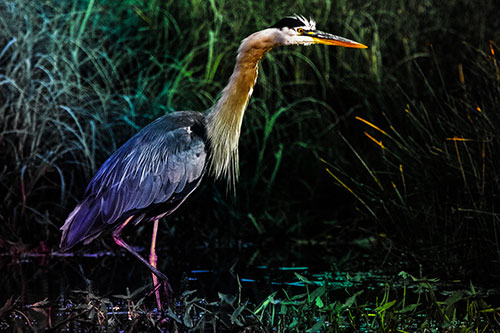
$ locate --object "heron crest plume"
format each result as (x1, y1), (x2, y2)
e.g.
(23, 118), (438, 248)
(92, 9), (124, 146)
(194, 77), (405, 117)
(205, 14), (369, 190)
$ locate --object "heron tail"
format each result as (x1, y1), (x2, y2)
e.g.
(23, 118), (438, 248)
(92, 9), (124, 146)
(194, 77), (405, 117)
(59, 199), (101, 251)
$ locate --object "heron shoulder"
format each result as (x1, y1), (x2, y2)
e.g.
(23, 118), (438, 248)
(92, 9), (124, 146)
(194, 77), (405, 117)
(141, 111), (206, 139)
(86, 111), (207, 197)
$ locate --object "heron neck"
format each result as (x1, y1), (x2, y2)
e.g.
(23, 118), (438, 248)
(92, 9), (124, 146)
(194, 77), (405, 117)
(206, 30), (274, 189)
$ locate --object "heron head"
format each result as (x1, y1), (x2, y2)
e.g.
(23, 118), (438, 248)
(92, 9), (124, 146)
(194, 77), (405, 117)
(270, 15), (367, 49)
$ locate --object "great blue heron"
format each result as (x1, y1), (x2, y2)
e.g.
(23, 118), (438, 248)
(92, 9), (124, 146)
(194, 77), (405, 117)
(60, 15), (367, 309)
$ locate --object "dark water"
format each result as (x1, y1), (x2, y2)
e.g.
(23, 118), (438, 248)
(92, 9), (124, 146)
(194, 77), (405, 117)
(0, 241), (355, 330)
(2, 241), (499, 331)
(1, 242), (344, 306)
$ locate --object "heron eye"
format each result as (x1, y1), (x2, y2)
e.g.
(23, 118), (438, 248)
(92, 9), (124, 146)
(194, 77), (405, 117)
(297, 28), (304, 34)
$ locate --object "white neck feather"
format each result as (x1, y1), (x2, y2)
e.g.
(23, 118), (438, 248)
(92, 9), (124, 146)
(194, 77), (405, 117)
(206, 29), (277, 190)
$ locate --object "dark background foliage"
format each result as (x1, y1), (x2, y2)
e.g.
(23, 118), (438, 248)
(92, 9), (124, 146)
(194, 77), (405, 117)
(1, 0), (500, 285)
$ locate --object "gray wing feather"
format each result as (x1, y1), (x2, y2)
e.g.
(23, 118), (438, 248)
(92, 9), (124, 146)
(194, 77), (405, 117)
(60, 113), (207, 251)
(98, 126), (207, 221)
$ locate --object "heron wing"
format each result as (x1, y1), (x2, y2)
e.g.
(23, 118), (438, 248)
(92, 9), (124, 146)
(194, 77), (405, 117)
(60, 111), (207, 251)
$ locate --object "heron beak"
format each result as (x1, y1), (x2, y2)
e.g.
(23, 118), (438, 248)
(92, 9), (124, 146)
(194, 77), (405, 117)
(307, 30), (368, 49)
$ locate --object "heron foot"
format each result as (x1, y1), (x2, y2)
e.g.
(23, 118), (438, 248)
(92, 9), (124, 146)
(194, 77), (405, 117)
(148, 279), (173, 310)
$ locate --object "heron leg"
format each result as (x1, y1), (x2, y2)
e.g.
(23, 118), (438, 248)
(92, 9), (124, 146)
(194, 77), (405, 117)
(149, 219), (162, 310)
(149, 219), (174, 309)
(112, 216), (168, 281)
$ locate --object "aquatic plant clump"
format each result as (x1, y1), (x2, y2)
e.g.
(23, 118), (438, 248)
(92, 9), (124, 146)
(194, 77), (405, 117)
(0, 270), (498, 331)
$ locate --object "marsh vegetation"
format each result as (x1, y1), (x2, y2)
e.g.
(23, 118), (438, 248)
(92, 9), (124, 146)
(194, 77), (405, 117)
(1, 0), (500, 331)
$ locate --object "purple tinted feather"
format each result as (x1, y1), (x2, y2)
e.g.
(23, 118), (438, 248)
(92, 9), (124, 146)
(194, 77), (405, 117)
(60, 111), (208, 250)
(174, 164), (188, 194)
(61, 199), (100, 250)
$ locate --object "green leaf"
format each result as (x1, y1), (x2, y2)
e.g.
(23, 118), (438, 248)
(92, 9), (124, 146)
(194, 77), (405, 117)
(288, 318), (299, 329)
(231, 302), (247, 326)
(183, 305), (193, 327)
(218, 292), (236, 306)
(306, 316), (325, 332)
(375, 299), (396, 313)
(295, 272), (313, 285)
(343, 290), (364, 309)
(396, 303), (419, 313)
(289, 292), (308, 301)
(443, 291), (464, 307)
(254, 291), (278, 315)
(181, 289), (198, 298)
(470, 281), (477, 295)
(309, 285), (326, 303)
(165, 308), (182, 324)
(315, 297), (324, 308)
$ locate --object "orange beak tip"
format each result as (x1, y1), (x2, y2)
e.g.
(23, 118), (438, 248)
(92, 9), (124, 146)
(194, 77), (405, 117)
(312, 37), (368, 49)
